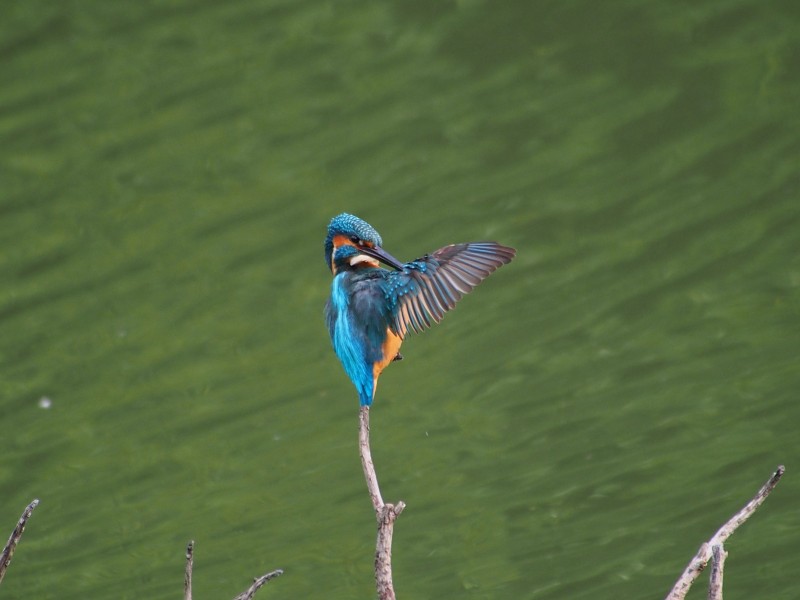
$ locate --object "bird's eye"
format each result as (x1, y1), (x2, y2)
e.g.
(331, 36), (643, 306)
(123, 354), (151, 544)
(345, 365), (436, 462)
(350, 236), (360, 244)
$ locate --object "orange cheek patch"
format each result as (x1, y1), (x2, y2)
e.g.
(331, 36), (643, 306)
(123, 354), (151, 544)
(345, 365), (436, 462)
(331, 234), (358, 272)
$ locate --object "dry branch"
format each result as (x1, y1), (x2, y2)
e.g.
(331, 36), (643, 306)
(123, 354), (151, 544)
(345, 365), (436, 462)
(184, 540), (194, 600)
(231, 569), (284, 600)
(359, 406), (405, 600)
(183, 540), (282, 600)
(666, 465), (784, 600)
(0, 498), (39, 586)
(707, 544), (726, 600)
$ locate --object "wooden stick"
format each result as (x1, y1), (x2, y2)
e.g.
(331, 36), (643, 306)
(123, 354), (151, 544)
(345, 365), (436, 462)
(0, 499), (39, 585)
(707, 544), (726, 600)
(184, 540), (281, 600)
(359, 406), (405, 600)
(184, 540), (194, 600)
(359, 405), (385, 510)
(666, 465), (784, 600)
(232, 569), (284, 600)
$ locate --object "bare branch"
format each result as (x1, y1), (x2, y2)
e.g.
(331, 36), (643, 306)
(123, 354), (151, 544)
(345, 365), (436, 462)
(707, 544), (726, 600)
(184, 540), (194, 600)
(183, 540), (281, 600)
(232, 569), (284, 600)
(0, 498), (39, 585)
(709, 465), (784, 545)
(359, 406), (384, 510)
(359, 406), (405, 600)
(666, 465), (785, 600)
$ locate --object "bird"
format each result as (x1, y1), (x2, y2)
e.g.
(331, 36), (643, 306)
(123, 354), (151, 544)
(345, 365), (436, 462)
(324, 213), (515, 406)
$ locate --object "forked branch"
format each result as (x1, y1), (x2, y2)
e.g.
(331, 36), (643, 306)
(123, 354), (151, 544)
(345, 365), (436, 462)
(359, 406), (405, 600)
(665, 465), (784, 600)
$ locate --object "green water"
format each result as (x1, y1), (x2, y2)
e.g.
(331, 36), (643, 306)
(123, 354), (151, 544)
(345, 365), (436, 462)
(2, 2), (798, 598)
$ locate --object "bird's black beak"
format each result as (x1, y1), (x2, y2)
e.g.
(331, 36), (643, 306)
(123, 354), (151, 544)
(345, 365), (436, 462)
(361, 245), (404, 270)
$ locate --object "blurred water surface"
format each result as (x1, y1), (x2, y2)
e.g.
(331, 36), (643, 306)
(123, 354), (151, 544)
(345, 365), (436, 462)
(1, 1), (799, 598)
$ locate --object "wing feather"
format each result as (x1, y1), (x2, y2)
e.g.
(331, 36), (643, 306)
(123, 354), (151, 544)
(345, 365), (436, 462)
(383, 241), (515, 338)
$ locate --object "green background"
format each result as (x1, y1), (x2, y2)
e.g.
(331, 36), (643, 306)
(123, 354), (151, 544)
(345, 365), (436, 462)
(2, 1), (798, 598)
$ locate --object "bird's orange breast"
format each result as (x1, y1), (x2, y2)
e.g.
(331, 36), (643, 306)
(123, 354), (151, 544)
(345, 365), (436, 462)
(373, 328), (403, 379)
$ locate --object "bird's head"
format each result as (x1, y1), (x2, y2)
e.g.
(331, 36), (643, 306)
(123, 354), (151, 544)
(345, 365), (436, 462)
(325, 213), (404, 274)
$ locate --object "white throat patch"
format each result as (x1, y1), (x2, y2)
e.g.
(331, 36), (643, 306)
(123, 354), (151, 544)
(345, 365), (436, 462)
(349, 254), (379, 267)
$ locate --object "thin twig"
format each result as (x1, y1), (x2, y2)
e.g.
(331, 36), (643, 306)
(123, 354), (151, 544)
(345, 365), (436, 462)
(0, 499), (39, 585)
(184, 540), (194, 600)
(185, 539), (282, 600)
(359, 406), (405, 600)
(666, 465), (784, 600)
(707, 544), (726, 600)
(359, 406), (384, 510)
(232, 569), (284, 600)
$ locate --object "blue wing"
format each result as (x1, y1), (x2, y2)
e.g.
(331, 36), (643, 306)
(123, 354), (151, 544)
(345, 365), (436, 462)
(383, 242), (515, 337)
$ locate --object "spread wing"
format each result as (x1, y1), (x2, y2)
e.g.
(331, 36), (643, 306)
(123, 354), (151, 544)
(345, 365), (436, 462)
(383, 242), (515, 337)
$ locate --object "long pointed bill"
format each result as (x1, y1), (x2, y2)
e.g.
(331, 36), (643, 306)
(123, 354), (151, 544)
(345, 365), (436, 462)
(361, 245), (405, 270)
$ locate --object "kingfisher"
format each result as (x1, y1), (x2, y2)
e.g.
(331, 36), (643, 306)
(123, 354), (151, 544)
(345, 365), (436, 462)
(324, 213), (515, 406)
